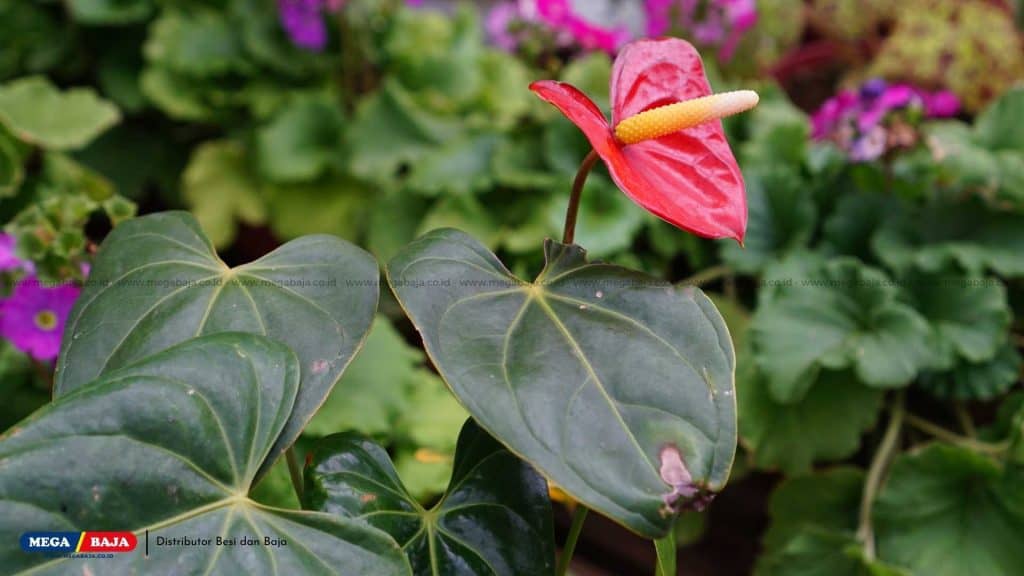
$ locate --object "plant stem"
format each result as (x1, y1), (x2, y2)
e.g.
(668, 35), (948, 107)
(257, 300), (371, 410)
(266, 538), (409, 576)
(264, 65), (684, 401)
(953, 402), (976, 437)
(679, 264), (732, 287)
(653, 522), (677, 576)
(556, 505), (589, 576)
(857, 392), (904, 560)
(562, 150), (599, 245)
(285, 447), (304, 504)
(904, 413), (1008, 455)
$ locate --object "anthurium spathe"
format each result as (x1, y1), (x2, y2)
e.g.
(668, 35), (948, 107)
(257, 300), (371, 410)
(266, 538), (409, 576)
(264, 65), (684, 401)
(531, 37), (757, 242)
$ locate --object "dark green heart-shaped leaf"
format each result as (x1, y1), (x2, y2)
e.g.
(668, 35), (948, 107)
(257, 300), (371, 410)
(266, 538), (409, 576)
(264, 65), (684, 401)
(874, 444), (1024, 576)
(54, 211), (378, 479)
(304, 420), (555, 575)
(751, 257), (932, 402)
(387, 229), (736, 538)
(0, 334), (409, 575)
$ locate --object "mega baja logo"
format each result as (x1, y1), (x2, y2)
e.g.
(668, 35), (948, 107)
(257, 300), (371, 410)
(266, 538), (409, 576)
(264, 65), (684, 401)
(20, 531), (137, 555)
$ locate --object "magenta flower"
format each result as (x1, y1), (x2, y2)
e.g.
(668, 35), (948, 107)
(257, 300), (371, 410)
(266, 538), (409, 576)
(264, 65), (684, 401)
(0, 276), (80, 362)
(278, 0), (344, 51)
(0, 233), (22, 272)
(526, 0), (635, 53)
(0, 233), (34, 275)
(812, 79), (961, 162)
(924, 91), (960, 118)
(643, 0), (757, 61)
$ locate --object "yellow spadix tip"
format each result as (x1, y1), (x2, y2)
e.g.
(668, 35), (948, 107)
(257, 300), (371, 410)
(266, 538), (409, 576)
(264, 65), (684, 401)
(614, 90), (760, 145)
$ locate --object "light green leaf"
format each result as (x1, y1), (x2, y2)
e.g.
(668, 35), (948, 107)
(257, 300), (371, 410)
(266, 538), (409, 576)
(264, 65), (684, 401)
(975, 87), (1024, 151)
(751, 258), (932, 402)
(0, 334), (410, 575)
(263, 177), (371, 242)
(0, 129), (24, 197)
(304, 316), (423, 437)
(387, 229), (737, 538)
(874, 444), (1024, 576)
(347, 80), (461, 184)
(407, 133), (501, 196)
(54, 211), (379, 479)
(0, 76), (120, 150)
(144, 10), (250, 77)
(418, 195), (501, 249)
(305, 419), (554, 576)
(256, 97), (345, 183)
(71, 0), (154, 25)
(544, 174), (646, 256)
(739, 362), (883, 473)
(182, 140), (267, 248)
(720, 166), (815, 273)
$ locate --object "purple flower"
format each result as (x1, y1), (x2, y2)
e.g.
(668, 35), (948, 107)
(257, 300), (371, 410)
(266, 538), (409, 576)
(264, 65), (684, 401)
(643, 0), (756, 61)
(849, 125), (887, 162)
(813, 80), (962, 162)
(0, 233), (34, 275)
(486, 2), (523, 51)
(278, 0), (338, 51)
(0, 276), (80, 362)
(0, 233), (21, 272)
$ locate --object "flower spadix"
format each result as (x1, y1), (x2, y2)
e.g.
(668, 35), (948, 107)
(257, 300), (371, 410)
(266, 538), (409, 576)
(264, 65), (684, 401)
(615, 90), (759, 144)
(531, 38), (757, 242)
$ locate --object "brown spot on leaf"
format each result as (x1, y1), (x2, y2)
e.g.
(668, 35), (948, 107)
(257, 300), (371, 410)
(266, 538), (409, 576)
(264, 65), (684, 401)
(359, 493), (377, 504)
(658, 444), (715, 516)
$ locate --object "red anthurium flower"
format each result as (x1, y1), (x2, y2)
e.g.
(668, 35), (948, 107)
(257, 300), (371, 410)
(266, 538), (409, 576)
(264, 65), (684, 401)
(530, 38), (757, 242)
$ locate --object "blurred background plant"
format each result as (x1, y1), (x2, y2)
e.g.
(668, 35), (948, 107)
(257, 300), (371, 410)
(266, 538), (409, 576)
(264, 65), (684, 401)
(1, 0), (1022, 573)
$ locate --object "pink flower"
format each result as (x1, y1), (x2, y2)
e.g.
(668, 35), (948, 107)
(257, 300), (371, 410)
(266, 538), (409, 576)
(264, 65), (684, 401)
(531, 0), (633, 52)
(0, 276), (80, 362)
(925, 91), (960, 117)
(486, 2), (524, 51)
(0, 233), (34, 275)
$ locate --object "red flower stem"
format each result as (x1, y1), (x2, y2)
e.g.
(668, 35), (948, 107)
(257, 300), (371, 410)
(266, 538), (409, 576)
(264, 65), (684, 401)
(563, 149), (600, 245)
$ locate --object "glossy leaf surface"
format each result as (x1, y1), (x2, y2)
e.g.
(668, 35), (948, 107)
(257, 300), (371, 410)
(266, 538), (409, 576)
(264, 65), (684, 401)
(387, 229), (736, 537)
(55, 211), (378, 479)
(0, 334), (409, 575)
(305, 420), (555, 575)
